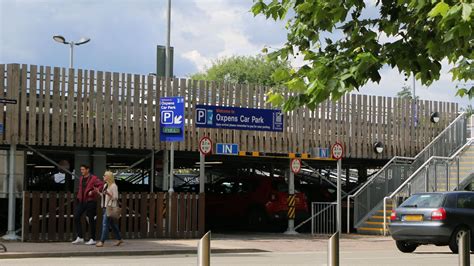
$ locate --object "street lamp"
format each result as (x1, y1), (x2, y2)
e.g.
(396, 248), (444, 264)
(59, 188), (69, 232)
(373, 142), (384, 154)
(53, 35), (90, 68)
(430, 112), (440, 123)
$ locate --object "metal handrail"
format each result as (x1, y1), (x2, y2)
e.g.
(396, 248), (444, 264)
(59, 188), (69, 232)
(346, 156), (413, 232)
(382, 138), (474, 235)
(348, 112), (467, 233)
(411, 112), (466, 161)
(352, 112), (466, 198)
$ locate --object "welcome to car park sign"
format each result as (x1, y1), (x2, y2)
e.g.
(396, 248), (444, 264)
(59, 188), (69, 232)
(160, 97), (184, 142)
(195, 105), (283, 132)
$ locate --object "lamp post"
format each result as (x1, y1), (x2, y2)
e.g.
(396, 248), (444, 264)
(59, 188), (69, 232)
(373, 142), (384, 154)
(430, 112), (440, 123)
(53, 35), (90, 68)
(413, 75), (418, 127)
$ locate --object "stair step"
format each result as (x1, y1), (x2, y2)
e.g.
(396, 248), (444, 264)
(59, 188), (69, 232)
(365, 221), (384, 225)
(357, 227), (385, 235)
(372, 215), (390, 219)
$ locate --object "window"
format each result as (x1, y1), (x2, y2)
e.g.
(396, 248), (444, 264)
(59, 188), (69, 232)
(444, 194), (457, 208)
(401, 194), (445, 208)
(457, 194), (474, 209)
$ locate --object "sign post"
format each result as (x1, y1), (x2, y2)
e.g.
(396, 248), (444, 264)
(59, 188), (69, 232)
(331, 142), (344, 234)
(1, 98), (18, 240)
(285, 158), (301, 235)
(199, 137), (212, 193)
(160, 96), (184, 193)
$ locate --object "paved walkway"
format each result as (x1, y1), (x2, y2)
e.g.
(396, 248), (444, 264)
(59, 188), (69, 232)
(0, 233), (413, 259)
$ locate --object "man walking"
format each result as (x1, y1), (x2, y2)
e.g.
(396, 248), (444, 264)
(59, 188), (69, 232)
(72, 165), (103, 245)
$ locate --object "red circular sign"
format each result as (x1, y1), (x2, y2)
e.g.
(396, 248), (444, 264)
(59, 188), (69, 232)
(331, 142), (344, 160)
(291, 158), (302, 174)
(199, 136), (212, 155)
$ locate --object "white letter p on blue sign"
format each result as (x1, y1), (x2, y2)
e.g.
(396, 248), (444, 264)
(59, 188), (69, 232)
(196, 109), (206, 125)
(162, 111), (173, 124)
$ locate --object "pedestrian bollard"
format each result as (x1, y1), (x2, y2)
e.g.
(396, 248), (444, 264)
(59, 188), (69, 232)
(459, 231), (470, 266)
(328, 231), (339, 266)
(198, 231), (211, 266)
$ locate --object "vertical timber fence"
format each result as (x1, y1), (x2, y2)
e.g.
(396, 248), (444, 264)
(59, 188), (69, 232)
(0, 63), (458, 159)
(22, 191), (205, 242)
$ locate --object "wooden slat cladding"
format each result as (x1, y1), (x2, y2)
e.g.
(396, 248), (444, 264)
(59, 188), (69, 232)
(0, 64), (5, 145)
(22, 191), (203, 241)
(1, 64), (458, 159)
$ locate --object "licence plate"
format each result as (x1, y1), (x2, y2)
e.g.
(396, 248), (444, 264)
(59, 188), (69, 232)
(403, 215), (423, 221)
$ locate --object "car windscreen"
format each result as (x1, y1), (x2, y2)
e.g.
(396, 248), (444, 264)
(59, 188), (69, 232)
(400, 194), (445, 208)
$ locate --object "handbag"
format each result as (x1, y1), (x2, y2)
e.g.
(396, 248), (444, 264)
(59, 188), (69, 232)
(106, 198), (121, 219)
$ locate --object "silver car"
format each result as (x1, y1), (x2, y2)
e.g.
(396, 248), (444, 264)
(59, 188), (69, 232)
(389, 191), (474, 253)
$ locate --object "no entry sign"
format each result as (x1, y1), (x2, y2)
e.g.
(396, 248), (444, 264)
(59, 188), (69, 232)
(331, 142), (344, 160)
(199, 137), (212, 155)
(290, 158), (302, 174)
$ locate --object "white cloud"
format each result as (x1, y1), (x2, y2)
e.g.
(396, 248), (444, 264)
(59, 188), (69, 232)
(0, 0), (471, 107)
(173, 0), (278, 73)
(182, 50), (211, 72)
(359, 63), (473, 108)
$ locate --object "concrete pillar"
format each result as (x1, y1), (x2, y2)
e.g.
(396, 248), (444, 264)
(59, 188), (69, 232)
(92, 151), (107, 180)
(2, 147), (24, 240)
(358, 167), (367, 184)
(74, 150), (91, 193)
(0, 150), (8, 198)
(345, 168), (350, 190)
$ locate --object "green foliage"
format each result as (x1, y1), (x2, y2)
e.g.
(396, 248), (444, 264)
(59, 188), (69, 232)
(189, 55), (291, 87)
(251, 0), (474, 111)
(397, 86), (419, 100)
(460, 104), (474, 117)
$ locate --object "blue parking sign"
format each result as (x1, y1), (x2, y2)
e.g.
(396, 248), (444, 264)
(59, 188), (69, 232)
(160, 97), (184, 142)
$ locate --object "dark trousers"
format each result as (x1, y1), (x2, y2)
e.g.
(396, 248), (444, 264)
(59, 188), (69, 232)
(74, 201), (97, 239)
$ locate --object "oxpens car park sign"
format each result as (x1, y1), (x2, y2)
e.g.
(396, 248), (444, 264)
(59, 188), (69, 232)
(195, 105), (283, 132)
(160, 96), (184, 142)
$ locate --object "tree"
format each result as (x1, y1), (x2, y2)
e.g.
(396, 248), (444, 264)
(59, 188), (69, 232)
(397, 86), (413, 99)
(397, 86), (419, 100)
(251, 0), (474, 111)
(189, 55), (291, 87)
(460, 104), (474, 117)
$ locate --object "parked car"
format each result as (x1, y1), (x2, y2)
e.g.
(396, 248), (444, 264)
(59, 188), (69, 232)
(206, 175), (309, 230)
(389, 191), (474, 253)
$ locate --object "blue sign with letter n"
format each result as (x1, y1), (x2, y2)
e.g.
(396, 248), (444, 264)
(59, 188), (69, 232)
(216, 143), (239, 155)
(160, 97), (184, 142)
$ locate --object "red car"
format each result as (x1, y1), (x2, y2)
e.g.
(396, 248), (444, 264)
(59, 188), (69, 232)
(206, 175), (309, 230)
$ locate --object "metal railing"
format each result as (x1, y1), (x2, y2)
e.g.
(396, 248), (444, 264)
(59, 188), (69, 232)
(383, 139), (474, 235)
(349, 112), (467, 231)
(311, 202), (337, 235)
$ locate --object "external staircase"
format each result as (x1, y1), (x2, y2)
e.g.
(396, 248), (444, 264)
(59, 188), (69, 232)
(356, 200), (392, 235)
(349, 113), (472, 235)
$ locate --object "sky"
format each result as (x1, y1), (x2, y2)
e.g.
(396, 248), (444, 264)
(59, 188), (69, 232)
(0, 0), (472, 108)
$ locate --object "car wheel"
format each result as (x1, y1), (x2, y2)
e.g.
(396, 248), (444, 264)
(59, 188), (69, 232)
(247, 208), (267, 230)
(449, 226), (469, 254)
(396, 240), (418, 253)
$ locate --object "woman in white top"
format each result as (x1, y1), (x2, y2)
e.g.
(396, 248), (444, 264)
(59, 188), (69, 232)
(95, 171), (123, 247)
